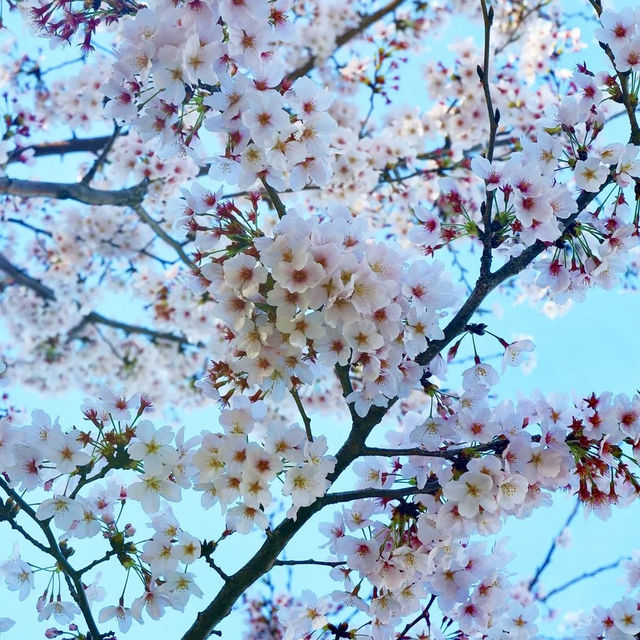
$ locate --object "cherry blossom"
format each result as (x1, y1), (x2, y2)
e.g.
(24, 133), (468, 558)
(2, 1), (640, 639)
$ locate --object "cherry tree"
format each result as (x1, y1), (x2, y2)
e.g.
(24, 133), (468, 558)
(1, 0), (640, 638)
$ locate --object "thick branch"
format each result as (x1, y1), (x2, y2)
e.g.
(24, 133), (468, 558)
(0, 176), (148, 207)
(6, 134), (123, 165)
(0, 255), (193, 346)
(417, 188), (603, 367)
(0, 253), (56, 300)
(68, 311), (194, 346)
(173, 168), (588, 637)
(180, 487), (421, 640)
(180, 397), (411, 640)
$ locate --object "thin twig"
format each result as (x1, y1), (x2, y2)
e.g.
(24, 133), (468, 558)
(5, 217), (53, 237)
(0, 477), (102, 640)
(78, 549), (119, 576)
(81, 123), (121, 185)
(0, 504), (51, 554)
(494, 1), (553, 55)
(397, 594), (437, 639)
(288, 0), (408, 81)
(203, 556), (230, 582)
(446, 243), (473, 294)
(359, 82), (377, 139)
(539, 556), (629, 603)
(131, 203), (196, 269)
(528, 499), (581, 593)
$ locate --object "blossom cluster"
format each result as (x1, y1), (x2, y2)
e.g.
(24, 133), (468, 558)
(101, 0), (340, 195)
(4, 1), (640, 639)
(190, 203), (460, 417)
(0, 386), (337, 632)
(295, 383), (640, 639)
(2, 364), (640, 639)
(597, 6), (640, 73)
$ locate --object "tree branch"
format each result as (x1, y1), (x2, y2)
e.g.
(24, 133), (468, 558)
(78, 549), (119, 576)
(0, 499), (51, 554)
(588, 0), (640, 145)
(539, 556), (629, 603)
(0, 252), (56, 300)
(288, 0), (408, 81)
(6, 134), (126, 165)
(0, 477), (102, 640)
(68, 311), (195, 347)
(180, 394), (410, 640)
(320, 483), (439, 507)
(359, 440), (510, 460)
(81, 124), (121, 185)
(259, 177), (287, 219)
(478, 0), (498, 278)
(528, 499), (580, 593)
(290, 388), (313, 442)
(494, 1), (553, 55)
(131, 203), (196, 269)
(397, 594), (437, 639)
(417, 188), (604, 368)
(273, 559), (344, 567)
(0, 254), (194, 346)
(0, 176), (149, 207)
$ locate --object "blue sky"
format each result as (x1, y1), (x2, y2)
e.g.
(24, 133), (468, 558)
(3, 0), (640, 639)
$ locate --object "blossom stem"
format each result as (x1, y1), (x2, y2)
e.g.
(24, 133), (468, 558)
(290, 388), (313, 442)
(259, 177), (287, 219)
(0, 477), (102, 639)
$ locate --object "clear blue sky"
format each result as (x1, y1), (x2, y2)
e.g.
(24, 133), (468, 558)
(2, 1), (640, 639)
